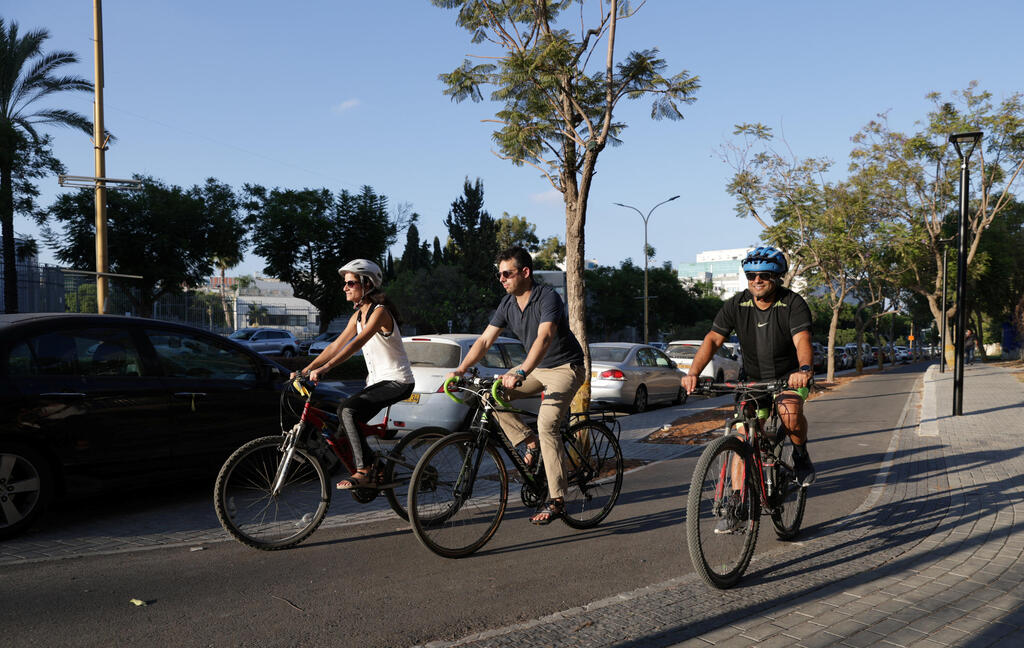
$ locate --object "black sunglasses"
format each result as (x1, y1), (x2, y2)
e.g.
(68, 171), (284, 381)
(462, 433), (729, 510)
(745, 272), (776, 281)
(344, 280), (361, 288)
(496, 269), (519, 280)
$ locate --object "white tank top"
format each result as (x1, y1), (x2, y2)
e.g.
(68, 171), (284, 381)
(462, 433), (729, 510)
(358, 304), (414, 385)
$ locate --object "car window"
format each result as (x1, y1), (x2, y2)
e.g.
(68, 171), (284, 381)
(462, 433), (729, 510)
(652, 350), (672, 367)
(404, 341), (461, 368)
(480, 345), (505, 369)
(590, 347), (629, 363)
(666, 344), (698, 359)
(503, 342), (527, 368)
(6, 327), (145, 377)
(229, 329), (255, 340)
(146, 329), (259, 380)
(637, 348), (658, 367)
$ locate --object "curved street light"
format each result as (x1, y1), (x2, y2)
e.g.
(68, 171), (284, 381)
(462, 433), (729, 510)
(612, 195), (680, 344)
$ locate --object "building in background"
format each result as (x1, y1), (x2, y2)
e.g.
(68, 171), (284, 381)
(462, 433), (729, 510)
(676, 247), (752, 297)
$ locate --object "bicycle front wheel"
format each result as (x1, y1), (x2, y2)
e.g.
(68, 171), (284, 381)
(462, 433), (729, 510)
(408, 432), (508, 558)
(770, 443), (807, 539)
(561, 422), (623, 529)
(686, 434), (760, 589)
(383, 427), (446, 521)
(214, 435), (330, 550)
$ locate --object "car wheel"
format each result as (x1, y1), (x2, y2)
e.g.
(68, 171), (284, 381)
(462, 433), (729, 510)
(673, 386), (687, 406)
(632, 385), (648, 413)
(0, 443), (54, 540)
(281, 348), (295, 358)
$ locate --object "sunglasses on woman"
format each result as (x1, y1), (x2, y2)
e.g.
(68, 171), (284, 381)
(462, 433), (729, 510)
(344, 280), (361, 288)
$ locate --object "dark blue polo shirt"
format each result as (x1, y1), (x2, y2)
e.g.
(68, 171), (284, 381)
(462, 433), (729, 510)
(489, 282), (584, 369)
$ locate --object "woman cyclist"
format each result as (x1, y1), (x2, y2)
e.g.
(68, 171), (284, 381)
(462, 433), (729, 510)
(299, 259), (415, 490)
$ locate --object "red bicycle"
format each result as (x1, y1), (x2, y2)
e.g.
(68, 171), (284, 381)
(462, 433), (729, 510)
(214, 377), (442, 550)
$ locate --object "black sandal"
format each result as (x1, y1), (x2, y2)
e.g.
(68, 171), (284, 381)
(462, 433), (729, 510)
(523, 443), (540, 469)
(530, 499), (564, 526)
(337, 468), (374, 490)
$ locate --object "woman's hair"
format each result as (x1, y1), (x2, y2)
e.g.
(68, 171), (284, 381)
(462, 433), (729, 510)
(358, 280), (403, 326)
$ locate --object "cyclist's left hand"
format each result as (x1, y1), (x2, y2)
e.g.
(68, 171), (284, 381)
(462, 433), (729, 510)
(500, 372), (521, 391)
(788, 369), (812, 389)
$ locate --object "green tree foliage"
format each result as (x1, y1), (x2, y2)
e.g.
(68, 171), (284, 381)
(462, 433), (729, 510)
(443, 177), (499, 285)
(495, 212), (540, 252)
(431, 0), (700, 404)
(244, 184), (398, 332)
(533, 235), (565, 270)
(46, 177), (230, 314)
(199, 178), (245, 328)
(1, 19), (93, 312)
(848, 83), (1024, 334)
(399, 219), (431, 272)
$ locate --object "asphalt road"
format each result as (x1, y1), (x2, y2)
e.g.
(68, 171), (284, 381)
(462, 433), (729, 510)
(3, 365), (925, 648)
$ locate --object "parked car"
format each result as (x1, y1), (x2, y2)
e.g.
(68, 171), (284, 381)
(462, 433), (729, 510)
(589, 343), (685, 412)
(894, 345), (911, 363)
(811, 342), (827, 373)
(833, 348), (852, 371)
(666, 339), (741, 383)
(298, 330), (336, 354)
(722, 341), (745, 379)
(308, 331), (342, 355)
(228, 327), (299, 357)
(367, 334), (540, 434)
(0, 313), (341, 539)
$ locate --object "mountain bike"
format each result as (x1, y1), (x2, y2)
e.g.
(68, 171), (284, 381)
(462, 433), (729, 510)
(214, 377), (443, 550)
(407, 374), (624, 558)
(685, 377), (809, 588)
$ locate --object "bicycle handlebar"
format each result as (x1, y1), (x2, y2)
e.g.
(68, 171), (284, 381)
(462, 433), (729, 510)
(689, 376), (811, 396)
(442, 374), (514, 408)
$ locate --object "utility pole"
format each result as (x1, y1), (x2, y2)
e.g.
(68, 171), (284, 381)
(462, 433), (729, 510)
(92, 0), (109, 313)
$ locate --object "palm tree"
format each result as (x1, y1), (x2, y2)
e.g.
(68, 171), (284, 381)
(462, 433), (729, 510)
(1, 19), (92, 313)
(213, 253), (241, 329)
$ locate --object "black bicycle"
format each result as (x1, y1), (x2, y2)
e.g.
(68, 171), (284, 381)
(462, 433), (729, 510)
(685, 377), (809, 588)
(214, 377), (443, 550)
(406, 374), (624, 558)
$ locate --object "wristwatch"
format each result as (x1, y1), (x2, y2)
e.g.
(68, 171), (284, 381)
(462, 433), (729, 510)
(799, 364), (813, 373)
(514, 368), (527, 378)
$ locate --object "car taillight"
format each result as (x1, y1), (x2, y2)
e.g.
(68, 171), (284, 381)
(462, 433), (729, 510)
(599, 369), (625, 380)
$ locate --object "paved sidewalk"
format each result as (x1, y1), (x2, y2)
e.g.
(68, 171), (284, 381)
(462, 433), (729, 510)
(421, 363), (1024, 648)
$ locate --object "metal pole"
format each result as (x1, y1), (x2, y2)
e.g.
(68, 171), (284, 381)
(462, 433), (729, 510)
(613, 195), (679, 345)
(953, 155), (969, 416)
(939, 243), (948, 373)
(92, 0), (108, 314)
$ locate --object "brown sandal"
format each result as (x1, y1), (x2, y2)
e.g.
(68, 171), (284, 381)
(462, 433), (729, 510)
(530, 499), (564, 526)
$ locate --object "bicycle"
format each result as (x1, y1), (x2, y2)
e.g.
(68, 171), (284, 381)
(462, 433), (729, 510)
(685, 377), (809, 588)
(214, 377), (443, 550)
(406, 374), (624, 558)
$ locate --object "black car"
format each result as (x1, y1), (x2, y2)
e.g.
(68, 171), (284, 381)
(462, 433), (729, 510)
(0, 313), (333, 540)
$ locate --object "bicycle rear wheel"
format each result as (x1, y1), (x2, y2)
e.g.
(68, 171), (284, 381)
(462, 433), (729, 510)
(383, 427), (446, 521)
(214, 435), (330, 550)
(686, 434), (760, 589)
(408, 432), (508, 558)
(770, 443), (807, 539)
(561, 422), (623, 529)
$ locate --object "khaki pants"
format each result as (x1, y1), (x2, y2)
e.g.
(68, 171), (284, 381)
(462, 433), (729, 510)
(494, 362), (586, 500)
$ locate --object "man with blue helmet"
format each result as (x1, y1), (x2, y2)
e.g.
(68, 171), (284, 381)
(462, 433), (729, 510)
(681, 246), (816, 532)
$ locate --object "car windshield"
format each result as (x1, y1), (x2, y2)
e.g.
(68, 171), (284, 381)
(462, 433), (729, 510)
(666, 344), (698, 359)
(589, 347), (629, 363)
(405, 341), (462, 367)
(229, 330), (256, 340)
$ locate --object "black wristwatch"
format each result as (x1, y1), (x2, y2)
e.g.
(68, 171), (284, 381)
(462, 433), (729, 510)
(799, 364), (813, 373)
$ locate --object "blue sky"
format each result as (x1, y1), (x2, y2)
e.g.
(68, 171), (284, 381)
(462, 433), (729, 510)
(8, 1), (1023, 278)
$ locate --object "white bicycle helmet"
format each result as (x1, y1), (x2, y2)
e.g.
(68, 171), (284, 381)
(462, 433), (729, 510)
(337, 259), (383, 290)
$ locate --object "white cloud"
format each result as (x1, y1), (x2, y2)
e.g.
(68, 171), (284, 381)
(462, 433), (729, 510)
(529, 189), (562, 205)
(331, 99), (361, 114)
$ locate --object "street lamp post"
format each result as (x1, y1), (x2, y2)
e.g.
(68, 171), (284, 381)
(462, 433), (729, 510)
(948, 131), (982, 416)
(613, 195), (680, 344)
(937, 237), (955, 373)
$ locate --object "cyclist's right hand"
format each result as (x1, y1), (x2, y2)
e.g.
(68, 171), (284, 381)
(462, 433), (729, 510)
(445, 370), (465, 382)
(681, 374), (701, 394)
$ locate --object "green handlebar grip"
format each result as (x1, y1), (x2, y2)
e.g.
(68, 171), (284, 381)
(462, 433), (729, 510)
(443, 376), (465, 404)
(490, 378), (511, 408)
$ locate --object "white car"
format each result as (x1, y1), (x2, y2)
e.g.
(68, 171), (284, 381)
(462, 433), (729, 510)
(665, 339), (741, 382)
(308, 331), (342, 355)
(368, 334), (540, 433)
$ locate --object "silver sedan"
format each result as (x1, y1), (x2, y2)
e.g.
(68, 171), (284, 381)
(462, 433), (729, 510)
(589, 343), (686, 413)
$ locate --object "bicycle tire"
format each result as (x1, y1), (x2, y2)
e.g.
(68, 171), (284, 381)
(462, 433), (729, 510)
(770, 443), (807, 539)
(407, 432), (508, 558)
(383, 427), (446, 521)
(214, 435), (330, 551)
(686, 434), (760, 589)
(560, 421), (623, 529)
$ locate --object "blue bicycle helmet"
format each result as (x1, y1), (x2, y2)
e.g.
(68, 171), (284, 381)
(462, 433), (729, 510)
(742, 246), (788, 274)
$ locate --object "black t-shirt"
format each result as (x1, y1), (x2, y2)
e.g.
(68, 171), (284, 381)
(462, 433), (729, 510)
(489, 282), (584, 368)
(711, 287), (812, 380)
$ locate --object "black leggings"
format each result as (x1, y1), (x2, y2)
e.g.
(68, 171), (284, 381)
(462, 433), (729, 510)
(337, 380), (415, 470)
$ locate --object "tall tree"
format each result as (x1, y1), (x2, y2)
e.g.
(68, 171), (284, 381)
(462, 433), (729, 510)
(1, 19), (92, 312)
(197, 178), (245, 329)
(433, 0), (700, 406)
(46, 177), (225, 314)
(444, 177), (499, 285)
(495, 212), (540, 251)
(848, 83), (1024, 335)
(533, 234), (565, 270)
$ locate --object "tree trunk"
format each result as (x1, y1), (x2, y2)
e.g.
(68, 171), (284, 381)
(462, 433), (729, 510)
(826, 305), (840, 382)
(1, 154), (19, 314)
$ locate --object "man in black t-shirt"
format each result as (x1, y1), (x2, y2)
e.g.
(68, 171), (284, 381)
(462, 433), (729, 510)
(448, 247), (585, 526)
(681, 247), (816, 532)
